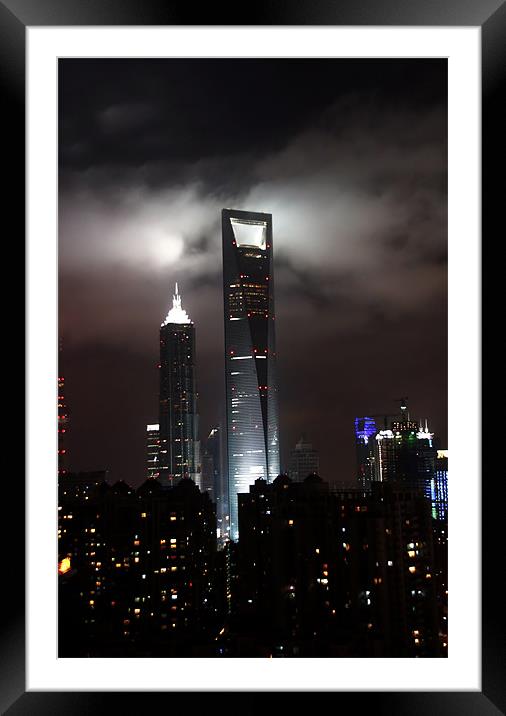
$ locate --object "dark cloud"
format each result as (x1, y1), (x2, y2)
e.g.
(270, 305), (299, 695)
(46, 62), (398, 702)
(59, 59), (447, 486)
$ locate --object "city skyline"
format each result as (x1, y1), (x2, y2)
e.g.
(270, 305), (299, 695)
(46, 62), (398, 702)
(59, 58), (447, 488)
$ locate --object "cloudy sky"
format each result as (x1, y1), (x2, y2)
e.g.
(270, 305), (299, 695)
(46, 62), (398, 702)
(59, 58), (447, 487)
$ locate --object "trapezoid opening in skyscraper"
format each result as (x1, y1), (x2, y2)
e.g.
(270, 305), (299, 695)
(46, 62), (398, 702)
(222, 208), (280, 540)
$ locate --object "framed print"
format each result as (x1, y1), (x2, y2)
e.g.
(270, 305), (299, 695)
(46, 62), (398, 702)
(3, 0), (502, 712)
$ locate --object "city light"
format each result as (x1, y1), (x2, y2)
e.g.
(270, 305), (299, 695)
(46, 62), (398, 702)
(58, 557), (71, 574)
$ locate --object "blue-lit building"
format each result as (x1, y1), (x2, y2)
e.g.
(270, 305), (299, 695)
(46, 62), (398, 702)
(354, 417), (377, 488)
(372, 418), (437, 507)
(355, 404), (444, 520)
(432, 449), (448, 521)
(222, 208), (280, 540)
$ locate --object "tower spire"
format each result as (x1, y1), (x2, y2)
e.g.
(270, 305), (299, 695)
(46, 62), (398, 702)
(173, 282), (182, 311)
(161, 282), (191, 326)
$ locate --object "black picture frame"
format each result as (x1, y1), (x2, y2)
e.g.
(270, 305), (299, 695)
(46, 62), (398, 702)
(5, 0), (502, 712)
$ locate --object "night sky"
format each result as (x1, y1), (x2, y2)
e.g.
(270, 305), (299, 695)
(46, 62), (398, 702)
(58, 59), (447, 488)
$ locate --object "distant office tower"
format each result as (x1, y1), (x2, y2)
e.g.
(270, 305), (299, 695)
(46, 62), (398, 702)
(159, 284), (199, 485)
(222, 208), (280, 540)
(206, 425), (230, 544)
(200, 448), (215, 498)
(288, 436), (320, 482)
(372, 403), (437, 506)
(374, 419), (435, 501)
(355, 417), (377, 488)
(432, 449), (448, 521)
(146, 423), (161, 479)
(58, 340), (69, 477)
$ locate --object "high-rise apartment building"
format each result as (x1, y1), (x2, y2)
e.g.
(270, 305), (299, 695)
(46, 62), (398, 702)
(58, 474), (220, 655)
(159, 284), (199, 485)
(235, 475), (442, 657)
(222, 208), (280, 540)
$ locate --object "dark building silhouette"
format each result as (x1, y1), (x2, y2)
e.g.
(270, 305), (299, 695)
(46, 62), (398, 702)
(58, 472), (220, 656)
(159, 284), (199, 486)
(200, 446), (215, 500)
(200, 425), (229, 544)
(222, 208), (280, 540)
(231, 474), (443, 657)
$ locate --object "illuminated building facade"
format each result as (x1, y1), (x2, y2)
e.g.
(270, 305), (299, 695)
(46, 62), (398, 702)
(146, 423), (161, 479)
(159, 285), (199, 485)
(355, 403), (439, 509)
(374, 417), (436, 504)
(288, 436), (320, 482)
(354, 417), (377, 488)
(222, 208), (279, 540)
(432, 449), (448, 521)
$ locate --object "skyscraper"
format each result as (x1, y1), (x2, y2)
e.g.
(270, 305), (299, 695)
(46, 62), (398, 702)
(432, 449), (448, 521)
(374, 417), (436, 501)
(368, 401), (437, 509)
(159, 284), (199, 485)
(146, 423), (160, 480)
(288, 435), (320, 482)
(355, 416), (377, 488)
(207, 425), (230, 544)
(58, 340), (69, 477)
(222, 208), (280, 540)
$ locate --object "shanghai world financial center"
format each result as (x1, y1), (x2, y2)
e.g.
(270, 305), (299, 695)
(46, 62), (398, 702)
(222, 209), (280, 540)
